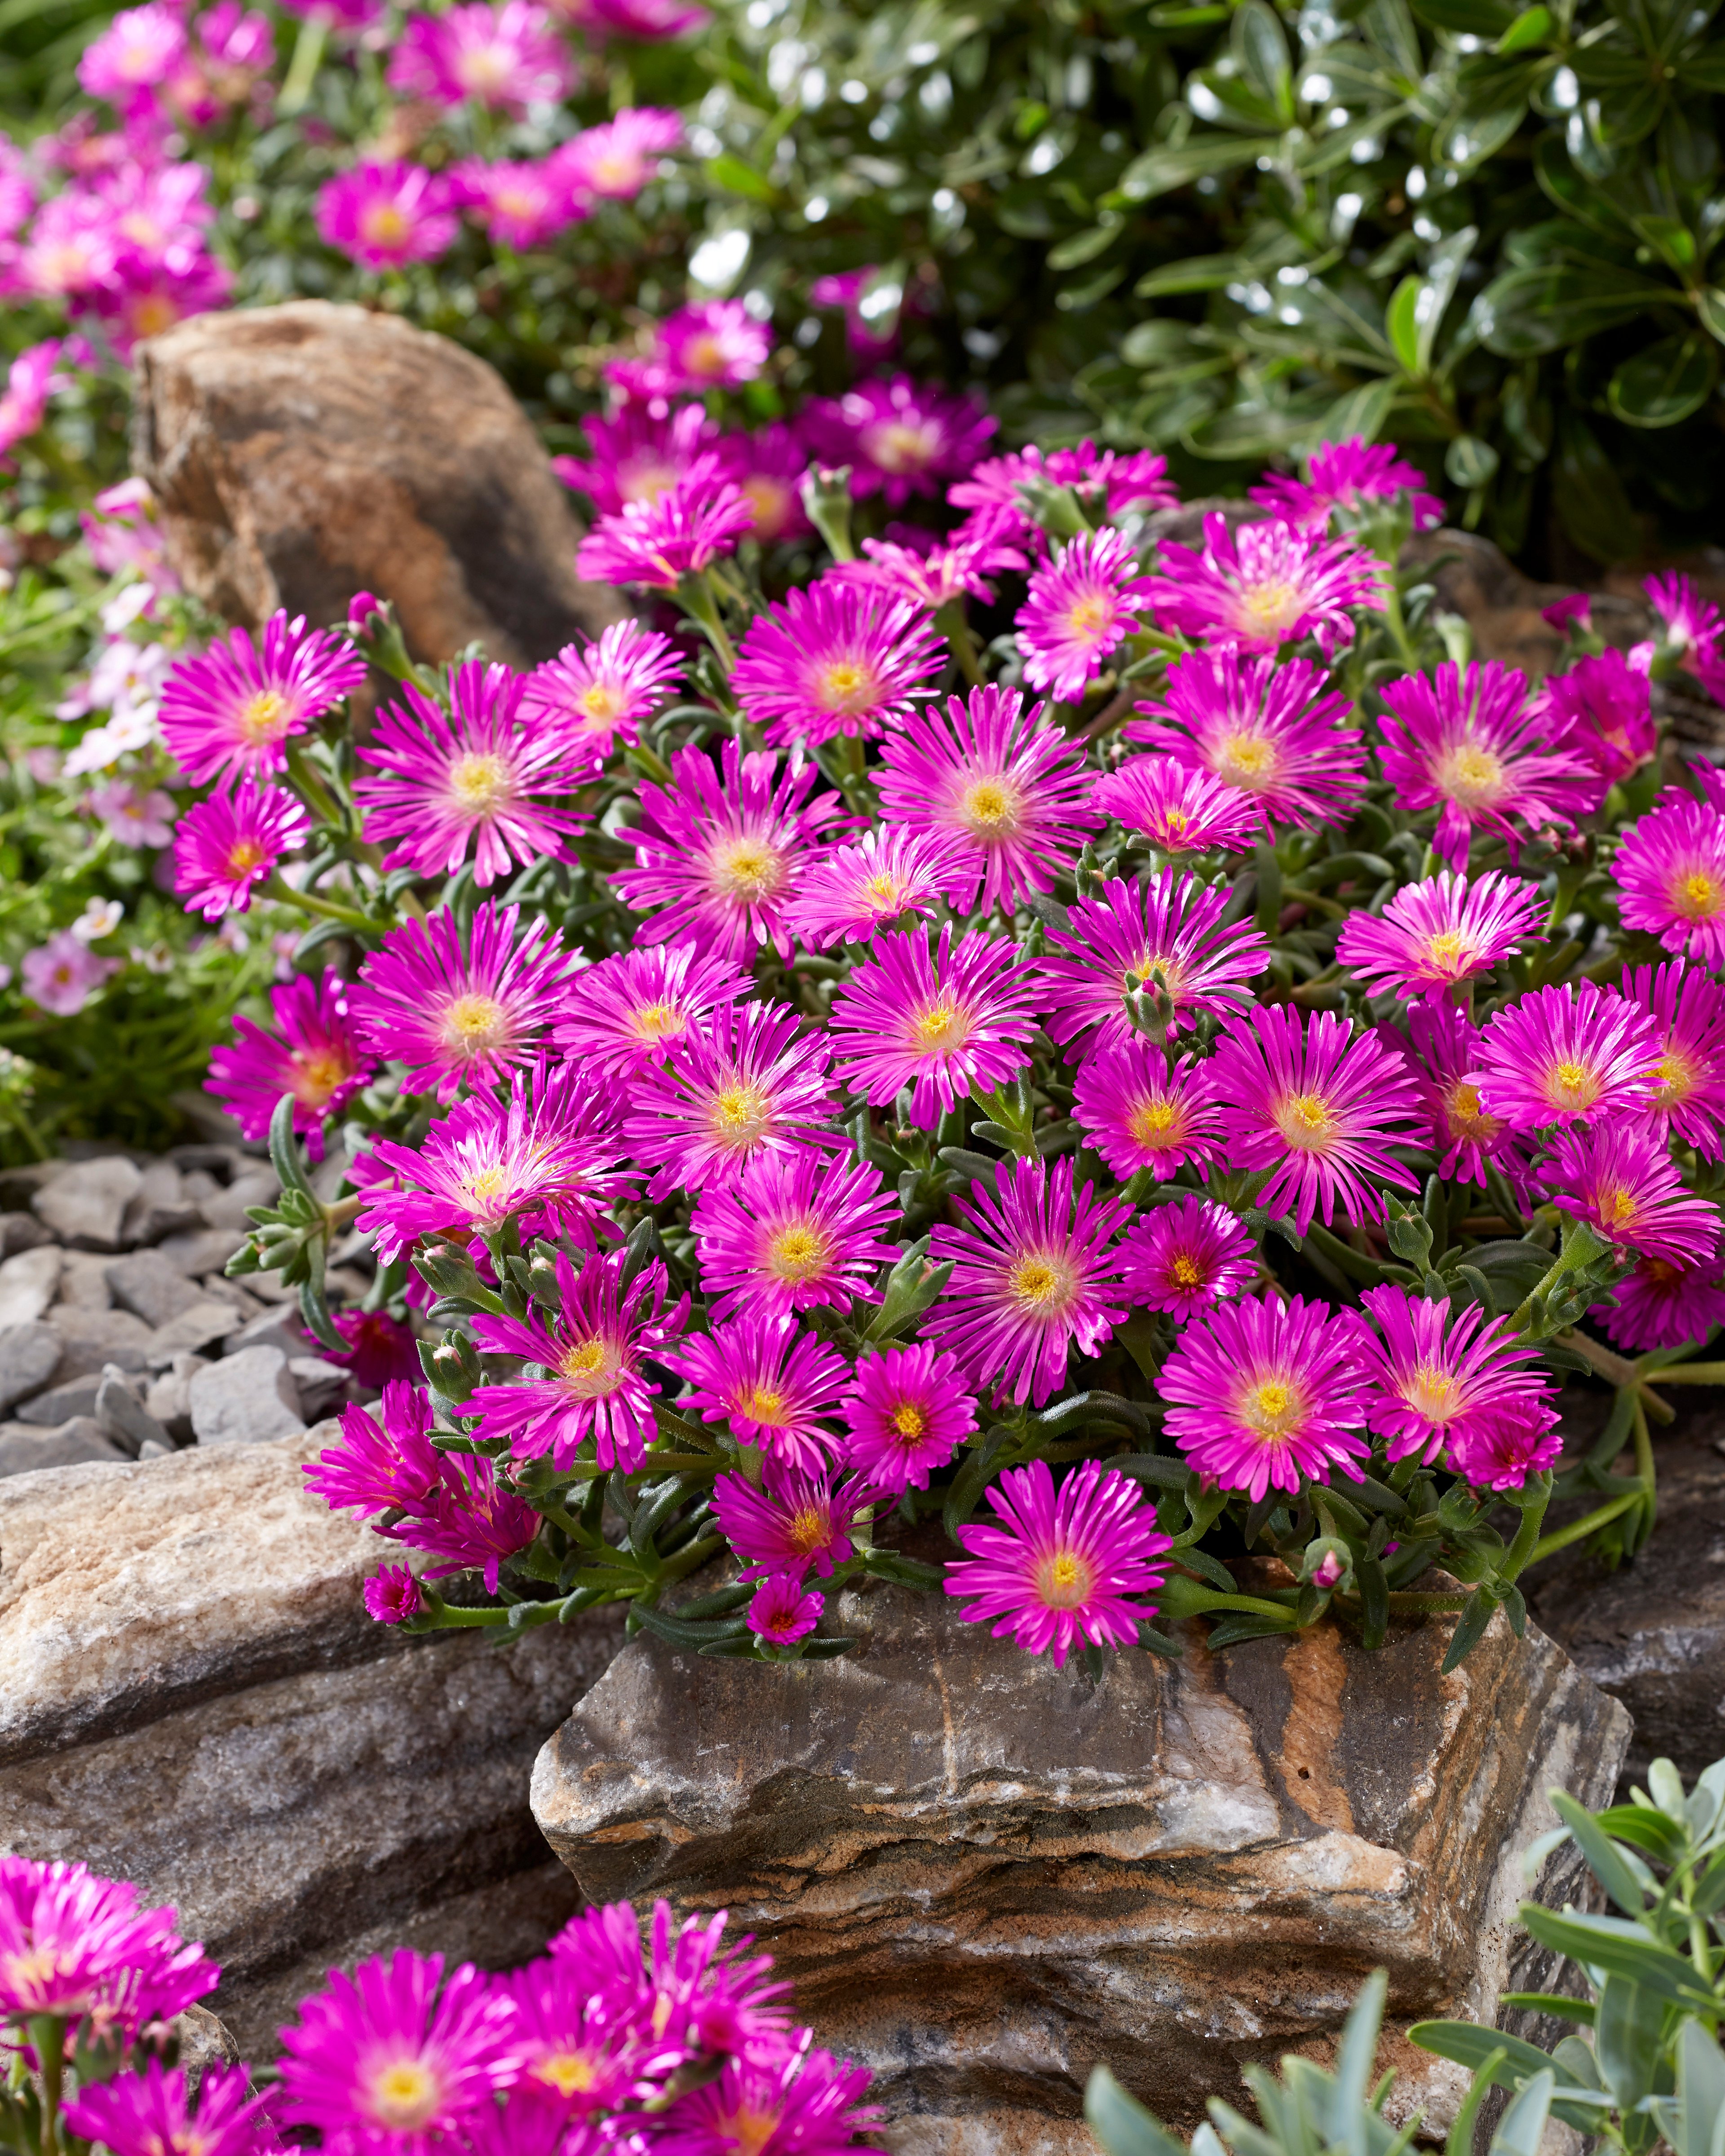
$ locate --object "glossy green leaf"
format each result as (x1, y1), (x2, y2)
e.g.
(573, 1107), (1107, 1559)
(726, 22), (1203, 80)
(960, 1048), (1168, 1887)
(1595, 1977), (1664, 2111)
(1445, 433), (1500, 486)
(1489, 2071), (1555, 2156)
(1116, 133), (1269, 201)
(702, 153), (777, 203)
(1048, 221), (1123, 269)
(1695, 288), (1725, 345)
(1608, 332), (1717, 428)
(1085, 2067), (1190, 2156)
(1548, 1789), (1655, 1914)
(1386, 276), (1422, 373)
(1517, 1904), (1718, 2008)
(1497, 4), (1552, 48)
(1233, 0), (1295, 119)
(1408, 0), (1514, 30)
(1474, 263), (1671, 356)
(1133, 254), (1244, 297)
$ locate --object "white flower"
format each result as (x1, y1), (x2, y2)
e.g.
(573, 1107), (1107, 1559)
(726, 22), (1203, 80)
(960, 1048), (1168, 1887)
(71, 897), (124, 944)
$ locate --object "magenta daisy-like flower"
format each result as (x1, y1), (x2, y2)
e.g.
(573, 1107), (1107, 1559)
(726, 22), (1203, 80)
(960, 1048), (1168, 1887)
(365, 1566), (426, 1626)
(552, 943), (749, 1078)
(612, 738), (849, 963)
(1209, 1005), (1426, 1234)
(278, 1951), (522, 2154)
(1593, 1253), (1725, 1352)
(655, 300), (773, 391)
(304, 1382), (442, 1518)
(712, 1462), (873, 1578)
(315, 162), (460, 270)
(1035, 870), (1270, 1058)
(876, 685), (1101, 912)
(1014, 528), (1158, 703)
(358, 1063), (631, 1264)
(159, 611), (366, 786)
(731, 579), (945, 747)
(1376, 661), (1599, 868)
(1622, 960), (1725, 1162)
(1353, 1284), (1555, 1466)
(783, 825), (961, 950)
(746, 1573), (824, 1644)
(553, 400), (712, 517)
(1119, 1195), (1255, 1321)
(350, 900), (571, 1103)
(828, 922), (1039, 1131)
(1248, 437), (1443, 534)
(380, 1449), (542, 1590)
(1071, 1040), (1221, 1182)
(712, 421), (814, 543)
(458, 156), (587, 250)
(520, 620), (683, 769)
(800, 375), (996, 505)
(692, 1151), (899, 1321)
(832, 517), (1026, 611)
(469, 1247), (689, 1471)
(1537, 648), (1656, 786)
(354, 662), (585, 890)
(1148, 510), (1387, 655)
(65, 2061), (272, 2156)
(556, 107), (683, 198)
(1125, 649), (1367, 835)
(1472, 981), (1661, 1131)
(1092, 756), (1260, 856)
(924, 1156), (1132, 1407)
(501, 1957), (664, 2118)
(388, 0), (571, 110)
(624, 998), (838, 1200)
(1335, 869), (1546, 1002)
(1446, 1400), (1563, 1492)
(1159, 1293), (1368, 1499)
(665, 1318), (849, 1472)
(171, 781), (310, 920)
(1386, 1004), (1534, 1191)
(838, 1342), (976, 1493)
(1646, 570), (1725, 703)
(651, 2044), (880, 2156)
(1544, 1120), (1721, 1267)
(943, 1458), (1172, 1668)
(948, 441), (1177, 537)
(1613, 787), (1725, 969)
(574, 455), (755, 589)
(206, 965), (374, 1159)
(0, 1857), (217, 2031)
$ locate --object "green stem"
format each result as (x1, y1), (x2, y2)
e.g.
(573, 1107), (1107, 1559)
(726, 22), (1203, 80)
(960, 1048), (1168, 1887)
(1527, 1489), (1644, 1565)
(286, 740), (346, 831)
(1632, 1391), (1656, 1550)
(675, 570), (737, 673)
(264, 875), (376, 934)
(30, 2015), (65, 2156)
(934, 600), (983, 687)
(1635, 1360), (1725, 1384)
(1500, 1471), (1553, 1584)
(1506, 1217), (1612, 1334)
(277, 7), (327, 110)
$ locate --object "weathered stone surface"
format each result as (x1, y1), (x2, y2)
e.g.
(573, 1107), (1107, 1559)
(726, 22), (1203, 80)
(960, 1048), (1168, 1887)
(534, 1583), (1628, 2147)
(0, 1419), (127, 1476)
(0, 1427), (626, 2052)
(106, 1249), (205, 1328)
(55, 1252), (115, 1309)
(120, 1160), (201, 1247)
(0, 1325), (62, 1414)
(95, 1365), (170, 1458)
(226, 1303), (310, 1360)
(196, 1168), (278, 1236)
(0, 1213), (53, 1260)
(133, 300), (624, 669)
(156, 1226), (247, 1278)
(15, 1374), (102, 1426)
(0, 1247), (62, 1329)
(44, 1304), (151, 1379)
(33, 1157), (143, 1250)
(189, 1345), (304, 1445)
(147, 1299), (245, 1365)
(144, 1353), (203, 1443)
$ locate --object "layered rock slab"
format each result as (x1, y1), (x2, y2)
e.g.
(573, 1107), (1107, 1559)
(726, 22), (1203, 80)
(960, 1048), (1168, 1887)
(532, 1586), (1628, 2154)
(0, 1431), (623, 2052)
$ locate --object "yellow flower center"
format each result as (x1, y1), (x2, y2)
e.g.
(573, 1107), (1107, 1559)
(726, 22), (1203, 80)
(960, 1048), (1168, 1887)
(224, 839), (268, 877)
(129, 292), (178, 339)
(911, 999), (968, 1051)
(1216, 733), (1274, 786)
(1438, 742), (1505, 807)
(766, 1221), (830, 1281)
(708, 1081), (772, 1146)
(1035, 1548), (1095, 1609)
(739, 1384), (788, 1424)
(359, 203), (410, 248)
(1127, 1096), (1181, 1147)
(1006, 1253), (1077, 1314)
(683, 333), (730, 378)
(447, 751), (510, 811)
(293, 1049), (350, 1109)
(787, 1505), (829, 1552)
(1405, 1363), (1456, 1421)
(867, 420), (937, 473)
(559, 1338), (622, 1395)
(1241, 1376), (1303, 1439)
(711, 837), (785, 905)
(535, 2052), (601, 2098)
(1655, 1049), (1695, 1104)
(629, 998), (682, 1043)
(717, 2106), (783, 2156)
(1170, 1254), (1203, 1288)
(862, 871), (905, 910)
(1274, 1091), (1336, 1148)
(890, 1400), (926, 1440)
(577, 683), (625, 725)
(1066, 594), (1110, 643)
(1547, 1059), (1599, 1112)
(816, 658), (878, 715)
(742, 477), (792, 535)
(957, 776), (1021, 837)
(1424, 928), (1471, 972)
(457, 1162), (510, 1210)
(367, 2061), (441, 2133)
(1239, 578), (1303, 637)
(1673, 868), (1723, 919)
(440, 994), (508, 1051)
(455, 41), (513, 91)
(235, 688), (291, 744)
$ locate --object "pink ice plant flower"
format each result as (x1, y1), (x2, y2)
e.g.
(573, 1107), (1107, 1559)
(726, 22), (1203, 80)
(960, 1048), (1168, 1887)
(364, 1566), (426, 1626)
(77, 3), (185, 103)
(1159, 1293), (1369, 1499)
(350, 900), (572, 1103)
(1248, 437), (1443, 533)
(1353, 1284), (1556, 1466)
(832, 517), (1026, 611)
(801, 375), (997, 506)
(783, 825), (962, 950)
(358, 1063), (631, 1264)
(828, 922), (1040, 1130)
(1594, 1254), (1725, 1353)
(732, 579), (945, 747)
(1014, 527), (1158, 703)
(575, 455), (755, 587)
(21, 931), (116, 1016)
(502, 1954), (671, 2116)
(1386, 1003), (1534, 1192)
(388, 0), (572, 110)
(1208, 1005), (1427, 1234)
(1071, 1040), (1222, 1182)
(623, 998), (839, 1199)
(553, 402), (713, 517)
(839, 1342), (976, 1493)
(354, 662), (586, 888)
(278, 1950), (522, 2152)
(1622, 960), (1725, 1162)
(653, 2042), (881, 2156)
(87, 780), (175, 847)
(171, 782), (310, 919)
(924, 1156), (1132, 1407)
(1376, 660), (1600, 868)
(304, 1383), (442, 1519)
(1545, 1120), (1722, 1268)
(1126, 649), (1367, 834)
(378, 1447), (543, 1589)
(315, 162), (460, 269)
(1472, 980), (1661, 1131)
(746, 1575), (824, 1645)
(876, 685), (1101, 913)
(1334, 869), (1547, 1002)
(555, 108), (683, 198)
(1613, 786), (1725, 969)
(712, 1463), (874, 1578)
(520, 620), (683, 767)
(1119, 1195), (1255, 1321)
(712, 421), (814, 543)
(206, 966), (373, 1157)
(664, 1318), (851, 1473)
(553, 943), (749, 1078)
(458, 157), (586, 248)
(1645, 570), (1725, 704)
(1091, 757), (1260, 856)
(1148, 510), (1387, 654)
(949, 441), (1177, 537)
(0, 1857), (218, 2031)
(1445, 1399), (1563, 1490)
(612, 738), (849, 963)
(1035, 870), (1270, 1057)
(0, 340), (65, 465)
(159, 611), (366, 786)
(65, 2060), (272, 2156)
(943, 1458), (1172, 1668)
(1537, 647), (1656, 786)
(656, 300), (773, 390)
(692, 1151), (900, 1321)
(470, 1247), (690, 1471)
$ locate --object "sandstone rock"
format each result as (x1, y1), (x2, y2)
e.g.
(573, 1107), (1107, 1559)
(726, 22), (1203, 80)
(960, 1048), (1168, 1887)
(15, 1374), (102, 1427)
(55, 1252), (115, 1310)
(0, 1427), (625, 2052)
(0, 1418), (127, 1476)
(44, 1305), (152, 1379)
(1399, 529), (1654, 678)
(156, 1227), (247, 1278)
(107, 1249), (205, 1328)
(96, 1365), (171, 1459)
(190, 1346), (303, 1445)
(0, 1214), (53, 1260)
(0, 1247), (62, 1329)
(0, 1325), (62, 1415)
(147, 1299), (246, 1366)
(34, 1157), (143, 1251)
(132, 300), (624, 669)
(533, 1582), (1628, 2147)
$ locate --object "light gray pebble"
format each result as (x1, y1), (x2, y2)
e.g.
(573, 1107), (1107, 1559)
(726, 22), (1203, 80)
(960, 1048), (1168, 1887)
(147, 1300), (246, 1367)
(0, 1416), (126, 1476)
(54, 1252), (115, 1311)
(144, 1352), (204, 1443)
(155, 1227), (247, 1279)
(95, 1364), (172, 1458)
(0, 1322), (63, 1414)
(16, 1373), (102, 1426)
(44, 1305), (152, 1379)
(196, 1170), (281, 1233)
(33, 1157), (143, 1250)
(0, 1246), (62, 1329)
(105, 1250), (204, 1328)
(0, 1212), (53, 1260)
(188, 1345), (304, 1445)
